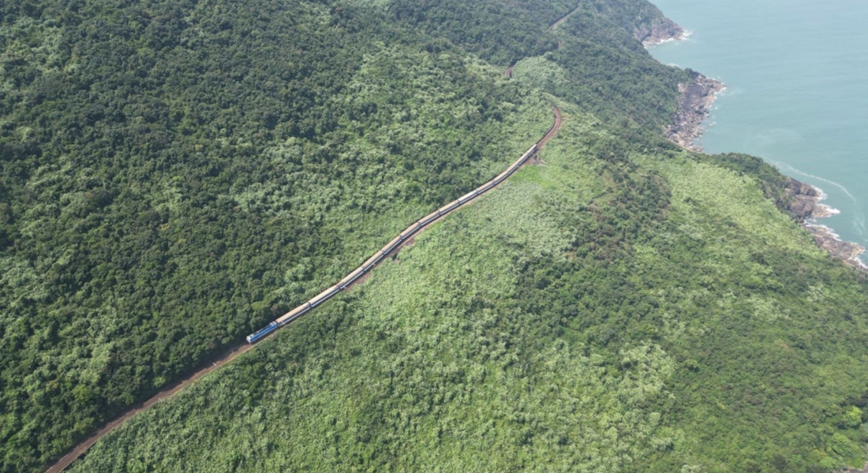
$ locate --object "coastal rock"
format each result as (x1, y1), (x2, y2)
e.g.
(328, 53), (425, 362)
(806, 225), (866, 270)
(784, 177), (818, 221)
(645, 19), (865, 272)
(784, 177), (866, 271)
(635, 18), (684, 46)
(665, 71), (726, 151)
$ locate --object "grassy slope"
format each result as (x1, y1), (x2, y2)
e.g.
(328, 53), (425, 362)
(69, 96), (868, 473)
(69, 100), (678, 473)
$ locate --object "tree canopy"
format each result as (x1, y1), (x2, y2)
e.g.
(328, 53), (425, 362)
(2, 0), (867, 472)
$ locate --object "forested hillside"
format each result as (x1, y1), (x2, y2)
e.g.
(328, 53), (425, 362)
(388, 0), (689, 129)
(0, 0), (555, 468)
(3, 0), (868, 472)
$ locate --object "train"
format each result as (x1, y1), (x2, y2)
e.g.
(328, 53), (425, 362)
(246, 143), (540, 344)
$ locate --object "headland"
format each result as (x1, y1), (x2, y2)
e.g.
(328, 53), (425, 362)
(648, 20), (866, 271)
(635, 17), (687, 46)
(786, 178), (866, 270)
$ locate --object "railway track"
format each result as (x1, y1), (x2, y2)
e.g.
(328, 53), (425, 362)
(43, 106), (563, 473)
(504, 3), (579, 77)
(245, 105), (561, 343)
(549, 1), (582, 31)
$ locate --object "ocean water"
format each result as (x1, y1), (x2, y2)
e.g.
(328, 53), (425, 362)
(648, 0), (868, 258)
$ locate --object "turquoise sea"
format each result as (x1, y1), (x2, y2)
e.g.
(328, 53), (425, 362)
(648, 0), (868, 260)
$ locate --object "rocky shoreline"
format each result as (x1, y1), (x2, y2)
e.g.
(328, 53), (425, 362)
(664, 72), (726, 151)
(647, 18), (866, 272)
(639, 18), (725, 151)
(785, 178), (867, 271)
(635, 17), (686, 46)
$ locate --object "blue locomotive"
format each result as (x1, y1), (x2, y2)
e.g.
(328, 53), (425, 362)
(244, 141), (544, 345)
(246, 321), (278, 343)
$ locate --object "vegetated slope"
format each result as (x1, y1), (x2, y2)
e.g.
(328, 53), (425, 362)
(545, 0), (689, 130)
(5, 0), (868, 473)
(70, 0), (868, 471)
(386, 0), (573, 65)
(68, 99), (868, 473)
(388, 0), (689, 131)
(0, 0), (557, 470)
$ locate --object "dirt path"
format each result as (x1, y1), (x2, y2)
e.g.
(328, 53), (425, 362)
(44, 343), (254, 473)
(507, 4), (582, 78)
(549, 1), (582, 31)
(43, 106), (563, 473)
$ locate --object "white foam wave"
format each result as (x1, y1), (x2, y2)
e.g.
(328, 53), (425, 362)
(812, 186), (828, 201)
(648, 37), (682, 47)
(815, 203), (841, 216)
(854, 214), (867, 237)
(805, 222), (832, 232)
(776, 163), (867, 234)
(776, 162), (868, 244)
(645, 30), (693, 48)
(776, 162), (858, 203)
(805, 223), (843, 240)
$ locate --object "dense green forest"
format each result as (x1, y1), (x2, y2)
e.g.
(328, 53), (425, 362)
(66, 102), (868, 473)
(1, 0), (555, 469)
(2, 0), (868, 472)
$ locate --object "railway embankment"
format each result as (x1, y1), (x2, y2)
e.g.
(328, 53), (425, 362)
(247, 105), (562, 343)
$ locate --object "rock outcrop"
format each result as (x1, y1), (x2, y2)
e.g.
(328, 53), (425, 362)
(635, 18), (685, 46)
(665, 72), (726, 151)
(806, 225), (866, 269)
(643, 15), (865, 272)
(785, 178), (866, 270)
(785, 177), (819, 221)
(841, 464), (868, 473)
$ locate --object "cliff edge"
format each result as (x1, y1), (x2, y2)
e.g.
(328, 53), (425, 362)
(665, 71), (726, 151)
(635, 17), (685, 46)
(785, 178), (867, 270)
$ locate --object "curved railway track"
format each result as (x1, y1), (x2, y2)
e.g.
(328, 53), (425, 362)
(44, 106), (563, 473)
